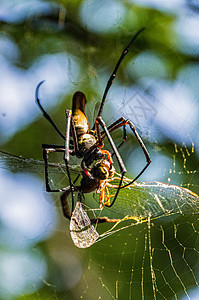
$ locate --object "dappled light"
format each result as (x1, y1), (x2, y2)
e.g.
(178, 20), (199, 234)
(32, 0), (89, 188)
(0, 0), (199, 299)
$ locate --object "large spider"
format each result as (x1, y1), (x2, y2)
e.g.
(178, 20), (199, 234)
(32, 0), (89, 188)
(35, 27), (151, 218)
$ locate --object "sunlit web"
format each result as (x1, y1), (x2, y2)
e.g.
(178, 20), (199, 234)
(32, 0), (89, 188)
(1, 139), (199, 300)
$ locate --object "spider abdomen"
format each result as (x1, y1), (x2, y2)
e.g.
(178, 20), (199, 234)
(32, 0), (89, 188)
(72, 91), (89, 137)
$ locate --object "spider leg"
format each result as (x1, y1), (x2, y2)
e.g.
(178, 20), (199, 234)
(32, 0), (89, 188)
(96, 117), (126, 175)
(101, 150), (113, 167)
(95, 118), (103, 147)
(70, 113), (79, 154)
(90, 217), (120, 224)
(116, 124), (127, 151)
(99, 185), (112, 208)
(95, 116), (126, 207)
(92, 27), (145, 128)
(35, 81), (65, 140)
(64, 110), (72, 161)
(101, 117), (127, 152)
(120, 119), (151, 188)
(102, 117), (151, 188)
(60, 185), (120, 223)
(42, 146), (74, 192)
(39, 105), (79, 213)
(42, 111), (80, 213)
(60, 178), (121, 223)
(105, 173), (124, 207)
(64, 110), (77, 212)
(105, 186), (111, 206)
(99, 188), (105, 209)
(42, 143), (65, 149)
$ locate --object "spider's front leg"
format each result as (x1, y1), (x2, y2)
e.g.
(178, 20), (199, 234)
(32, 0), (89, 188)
(35, 80), (65, 140)
(102, 117), (151, 188)
(95, 116), (126, 207)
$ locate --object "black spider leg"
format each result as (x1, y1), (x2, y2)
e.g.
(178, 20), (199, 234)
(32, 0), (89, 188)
(69, 111), (79, 154)
(102, 117), (127, 151)
(36, 81), (79, 211)
(96, 117), (126, 173)
(35, 80), (65, 140)
(43, 140), (81, 215)
(92, 27), (145, 130)
(101, 117), (151, 188)
(42, 143), (65, 148)
(64, 109), (79, 212)
(42, 146), (74, 192)
(95, 116), (126, 207)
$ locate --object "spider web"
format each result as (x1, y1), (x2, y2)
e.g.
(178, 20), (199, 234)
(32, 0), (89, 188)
(70, 144), (199, 300)
(59, 102), (199, 299)
(0, 72), (199, 300)
(71, 78), (199, 299)
(1, 132), (199, 300)
(1, 3), (199, 300)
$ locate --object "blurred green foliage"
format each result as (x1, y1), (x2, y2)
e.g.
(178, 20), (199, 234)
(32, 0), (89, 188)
(1, 0), (199, 299)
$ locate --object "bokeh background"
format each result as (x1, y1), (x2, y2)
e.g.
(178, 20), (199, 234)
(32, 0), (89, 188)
(0, 0), (199, 299)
